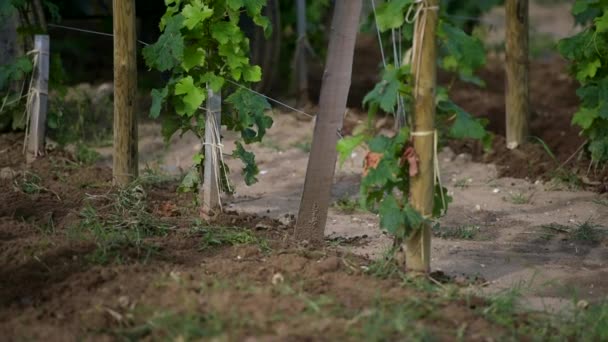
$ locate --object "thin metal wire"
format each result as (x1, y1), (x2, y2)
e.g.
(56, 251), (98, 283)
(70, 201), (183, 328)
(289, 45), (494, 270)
(48, 23), (149, 45)
(47, 22), (346, 139)
(370, 0), (387, 68)
(225, 79), (315, 118)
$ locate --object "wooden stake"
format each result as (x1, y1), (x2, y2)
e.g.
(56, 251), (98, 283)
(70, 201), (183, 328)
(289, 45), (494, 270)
(405, 0), (439, 274)
(295, 0), (309, 106)
(505, 0), (529, 149)
(26, 34), (49, 163)
(295, 0), (362, 243)
(201, 89), (222, 216)
(112, 0), (138, 186)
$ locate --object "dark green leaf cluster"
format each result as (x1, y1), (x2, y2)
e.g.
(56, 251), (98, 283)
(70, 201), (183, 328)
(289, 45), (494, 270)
(559, 1), (608, 162)
(144, 0), (274, 189)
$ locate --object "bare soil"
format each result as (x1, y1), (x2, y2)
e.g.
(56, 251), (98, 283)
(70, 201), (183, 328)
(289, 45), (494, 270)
(0, 136), (530, 341)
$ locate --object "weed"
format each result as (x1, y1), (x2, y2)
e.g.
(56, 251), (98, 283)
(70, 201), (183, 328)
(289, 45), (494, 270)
(571, 220), (602, 243)
(292, 140), (312, 153)
(112, 310), (228, 341)
(453, 178), (471, 189)
(13, 172), (43, 195)
(548, 169), (583, 190)
(13, 171), (60, 199)
(260, 138), (283, 152)
(73, 182), (169, 264)
(193, 225), (270, 252)
(139, 166), (178, 186)
(504, 192), (532, 205)
(433, 224), (480, 240)
(593, 197), (608, 207)
(358, 299), (433, 341)
(333, 197), (361, 214)
(542, 220), (605, 244)
(75, 143), (100, 165)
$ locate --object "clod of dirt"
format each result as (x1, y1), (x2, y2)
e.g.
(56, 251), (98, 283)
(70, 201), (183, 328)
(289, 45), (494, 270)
(314, 256), (342, 275)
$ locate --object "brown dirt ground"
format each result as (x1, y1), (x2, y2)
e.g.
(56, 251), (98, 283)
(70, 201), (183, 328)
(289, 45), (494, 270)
(446, 56), (608, 187)
(0, 135), (541, 341)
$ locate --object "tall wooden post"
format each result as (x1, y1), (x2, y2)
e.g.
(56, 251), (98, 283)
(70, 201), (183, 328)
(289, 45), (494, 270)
(295, 0), (309, 105)
(295, 0), (362, 243)
(505, 0), (529, 149)
(406, 0), (439, 274)
(201, 89), (222, 217)
(26, 35), (49, 163)
(112, 0), (138, 185)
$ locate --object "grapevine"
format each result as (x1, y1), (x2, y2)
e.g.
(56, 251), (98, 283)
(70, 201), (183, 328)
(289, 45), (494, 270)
(143, 0), (274, 190)
(338, 0), (492, 241)
(558, 0), (608, 163)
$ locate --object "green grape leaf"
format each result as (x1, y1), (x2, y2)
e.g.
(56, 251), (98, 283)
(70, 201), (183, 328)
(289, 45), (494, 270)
(438, 22), (486, 84)
(576, 58), (601, 81)
(432, 184), (452, 217)
(175, 76), (206, 116)
(403, 204), (425, 232)
(182, 2), (213, 30)
(192, 152), (203, 165)
(233, 142), (259, 185)
(595, 11), (608, 32)
(363, 66), (402, 114)
(178, 167), (200, 193)
(440, 100), (487, 140)
(379, 195), (406, 237)
(182, 46), (206, 71)
(375, 0), (412, 31)
(572, 106), (599, 129)
(243, 65), (262, 82)
(0, 56), (33, 89)
(225, 89), (272, 143)
(211, 21), (242, 44)
(226, 0), (244, 10)
(337, 134), (366, 166)
(200, 72), (224, 92)
(143, 14), (184, 72)
(150, 86), (169, 118)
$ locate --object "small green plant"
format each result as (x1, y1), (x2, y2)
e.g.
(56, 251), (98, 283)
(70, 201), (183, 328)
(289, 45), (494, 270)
(594, 197), (608, 207)
(433, 224), (480, 240)
(112, 310), (228, 341)
(292, 140), (312, 153)
(572, 220), (603, 243)
(548, 169), (583, 191)
(13, 171), (43, 195)
(333, 197), (361, 214)
(453, 178), (471, 189)
(75, 143), (101, 165)
(260, 138), (283, 152)
(542, 220), (605, 244)
(505, 192), (532, 205)
(194, 225), (269, 252)
(74, 183), (169, 264)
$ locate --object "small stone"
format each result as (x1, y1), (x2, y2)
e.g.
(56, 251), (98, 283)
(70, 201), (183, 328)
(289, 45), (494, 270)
(577, 300), (589, 310)
(272, 273), (284, 285)
(255, 223), (271, 230)
(0, 167), (15, 180)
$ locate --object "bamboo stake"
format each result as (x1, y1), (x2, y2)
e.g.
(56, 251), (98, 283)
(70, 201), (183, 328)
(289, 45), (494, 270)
(405, 0), (439, 274)
(201, 89), (222, 216)
(26, 34), (49, 163)
(505, 0), (529, 149)
(112, 0), (138, 186)
(295, 0), (362, 243)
